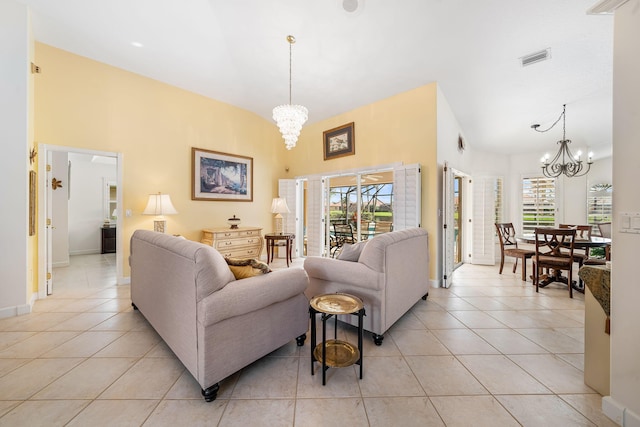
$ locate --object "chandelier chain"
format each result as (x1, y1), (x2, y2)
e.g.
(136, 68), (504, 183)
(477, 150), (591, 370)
(532, 104), (566, 136)
(288, 39), (292, 105)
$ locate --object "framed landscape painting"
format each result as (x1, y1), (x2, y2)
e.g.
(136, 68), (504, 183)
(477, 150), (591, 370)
(192, 147), (253, 201)
(323, 122), (355, 160)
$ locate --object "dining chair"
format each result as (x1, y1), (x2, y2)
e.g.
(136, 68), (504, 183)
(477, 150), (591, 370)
(533, 227), (577, 298)
(374, 221), (393, 235)
(560, 222), (591, 250)
(495, 223), (535, 282)
(598, 222), (612, 238)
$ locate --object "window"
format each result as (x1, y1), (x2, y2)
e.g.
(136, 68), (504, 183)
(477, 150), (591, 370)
(522, 176), (555, 234)
(587, 183), (612, 233)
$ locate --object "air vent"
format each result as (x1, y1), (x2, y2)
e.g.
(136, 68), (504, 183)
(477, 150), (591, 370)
(521, 48), (551, 67)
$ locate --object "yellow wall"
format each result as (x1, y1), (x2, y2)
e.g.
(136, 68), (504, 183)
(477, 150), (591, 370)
(35, 43), (287, 277)
(283, 84), (439, 279)
(34, 43), (440, 282)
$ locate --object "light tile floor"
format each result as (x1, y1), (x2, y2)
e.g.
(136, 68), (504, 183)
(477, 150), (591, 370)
(0, 254), (617, 426)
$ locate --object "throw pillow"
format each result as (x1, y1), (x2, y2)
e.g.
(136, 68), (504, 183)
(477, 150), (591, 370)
(225, 257), (272, 280)
(337, 241), (368, 262)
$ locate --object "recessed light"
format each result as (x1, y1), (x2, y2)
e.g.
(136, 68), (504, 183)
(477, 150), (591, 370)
(131, 41), (144, 48)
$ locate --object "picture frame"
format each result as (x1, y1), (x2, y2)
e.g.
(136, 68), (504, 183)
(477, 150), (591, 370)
(192, 147), (253, 201)
(323, 122), (355, 160)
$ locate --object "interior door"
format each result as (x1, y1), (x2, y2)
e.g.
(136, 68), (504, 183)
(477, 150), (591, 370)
(46, 150), (53, 295)
(442, 162), (454, 288)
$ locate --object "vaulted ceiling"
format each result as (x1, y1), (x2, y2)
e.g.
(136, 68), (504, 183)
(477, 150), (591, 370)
(19, 0), (614, 158)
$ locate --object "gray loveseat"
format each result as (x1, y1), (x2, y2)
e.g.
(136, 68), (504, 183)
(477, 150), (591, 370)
(129, 230), (309, 401)
(304, 227), (429, 345)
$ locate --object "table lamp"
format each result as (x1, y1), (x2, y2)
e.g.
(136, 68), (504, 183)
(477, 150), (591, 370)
(271, 197), (290, 235)
(142, 192), (178, 233)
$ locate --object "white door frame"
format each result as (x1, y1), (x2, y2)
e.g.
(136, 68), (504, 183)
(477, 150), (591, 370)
(37, 144), (124, 298)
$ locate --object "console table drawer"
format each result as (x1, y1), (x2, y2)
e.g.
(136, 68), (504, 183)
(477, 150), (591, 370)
(214, 237), (261, 250)
(218, 247), (262, 259)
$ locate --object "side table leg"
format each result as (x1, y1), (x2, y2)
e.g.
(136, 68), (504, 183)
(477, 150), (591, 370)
(358, 308), (364, 379)
(286, 240), (290, 267)
(322, 314), (327, 385)
(310, 307), (316, 376)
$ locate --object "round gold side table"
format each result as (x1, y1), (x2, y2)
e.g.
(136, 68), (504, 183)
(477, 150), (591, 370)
(309, 292), (365, 385)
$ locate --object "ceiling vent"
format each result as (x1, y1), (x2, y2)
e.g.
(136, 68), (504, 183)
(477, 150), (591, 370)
(587, 0), (630, 14)
(521, 48), (551, 67)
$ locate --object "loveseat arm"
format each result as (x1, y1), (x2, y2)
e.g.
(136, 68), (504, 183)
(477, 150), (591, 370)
(197, 268), (309, 327)
(304, 257), (383, 291)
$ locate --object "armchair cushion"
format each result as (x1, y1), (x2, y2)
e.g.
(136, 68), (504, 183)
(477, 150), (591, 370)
(304, 257), (383, 290)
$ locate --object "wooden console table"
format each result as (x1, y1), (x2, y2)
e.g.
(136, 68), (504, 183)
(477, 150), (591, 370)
(201, 226), (263, 259)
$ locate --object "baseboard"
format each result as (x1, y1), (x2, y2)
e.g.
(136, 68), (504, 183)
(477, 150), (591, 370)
(118, 276), (131, 286)
(69, 249), (101, 256)
(52, 260), (70, 268)
(0, 302), (32, 319)
(603, 396), (640, 426)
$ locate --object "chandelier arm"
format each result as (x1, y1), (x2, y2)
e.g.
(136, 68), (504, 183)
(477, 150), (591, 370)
(537, 104), (591, 178)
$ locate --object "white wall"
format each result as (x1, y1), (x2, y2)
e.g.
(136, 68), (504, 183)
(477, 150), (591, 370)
(0, 1), (30, 317)
(68, 153), (116, 255)
(504, 151), (612, 230)
(605, 1), (640, 424)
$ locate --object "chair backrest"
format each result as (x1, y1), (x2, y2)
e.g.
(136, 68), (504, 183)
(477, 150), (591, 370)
(495, 223), (519, 250)
(334, 223), (354, 239)
(598, 222), (612, 238)
(534, 227), (576, 258)
(559, 224), (591, 240)
(375, 221), (393, 234)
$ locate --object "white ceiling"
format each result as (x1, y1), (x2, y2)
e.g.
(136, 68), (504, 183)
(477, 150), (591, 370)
(19, 0), (614, 158)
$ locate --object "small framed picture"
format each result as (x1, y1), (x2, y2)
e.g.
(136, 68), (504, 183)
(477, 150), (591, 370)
(323, 122), (355, 160)
(192, 147), (253, 201)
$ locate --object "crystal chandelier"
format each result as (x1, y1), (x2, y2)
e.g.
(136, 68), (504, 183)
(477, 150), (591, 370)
(273, 35), (308, 150)
(533, 104), (593, 178)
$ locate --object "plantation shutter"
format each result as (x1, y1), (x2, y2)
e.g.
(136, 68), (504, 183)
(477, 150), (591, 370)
(393, 163), (421, 230)
(471, 176), (496, 265)
(305, 177), (325, 257)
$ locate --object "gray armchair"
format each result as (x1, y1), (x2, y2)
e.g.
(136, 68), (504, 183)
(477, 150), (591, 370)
(303, 228), (429, 345)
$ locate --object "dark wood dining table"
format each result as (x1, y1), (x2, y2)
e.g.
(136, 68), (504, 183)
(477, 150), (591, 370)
(517, 234), (611, 292)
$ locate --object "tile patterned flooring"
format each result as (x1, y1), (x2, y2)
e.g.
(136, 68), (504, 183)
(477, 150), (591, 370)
(0, 254), (617, 426)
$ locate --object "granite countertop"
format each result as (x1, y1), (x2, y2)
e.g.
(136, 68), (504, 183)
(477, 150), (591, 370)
(578, 265), (611, 317)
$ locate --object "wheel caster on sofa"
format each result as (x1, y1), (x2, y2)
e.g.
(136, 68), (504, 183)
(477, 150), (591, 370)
(372, 334), (384, 346)
(296, 333), (306, 347)
(422, 292), (429, 300)
(131, 303), (138, 310)
(201, 383), (220, 402)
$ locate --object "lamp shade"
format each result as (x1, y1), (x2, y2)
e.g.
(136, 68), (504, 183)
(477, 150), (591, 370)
(271, 197), (290, 214)
(142, 193), (178, 216)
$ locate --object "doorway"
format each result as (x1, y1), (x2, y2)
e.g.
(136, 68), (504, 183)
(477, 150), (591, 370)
(453, 175), (464, 268)
(38, 144), (123, 297)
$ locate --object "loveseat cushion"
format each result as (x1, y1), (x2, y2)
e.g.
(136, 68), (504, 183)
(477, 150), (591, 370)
(197, 268), (309, 327)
